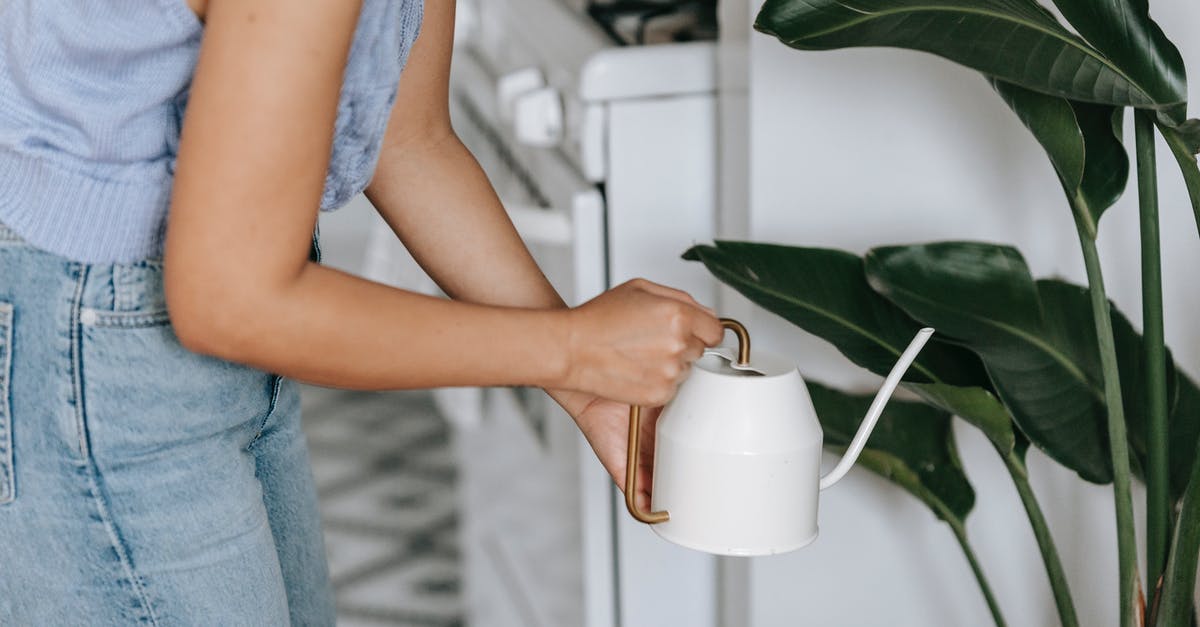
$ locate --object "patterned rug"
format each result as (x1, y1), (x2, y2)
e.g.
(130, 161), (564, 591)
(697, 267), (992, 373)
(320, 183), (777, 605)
(301, 387), (464, 627)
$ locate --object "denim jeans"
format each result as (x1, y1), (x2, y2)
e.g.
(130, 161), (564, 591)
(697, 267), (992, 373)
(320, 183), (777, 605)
(0, 222), (334, 625)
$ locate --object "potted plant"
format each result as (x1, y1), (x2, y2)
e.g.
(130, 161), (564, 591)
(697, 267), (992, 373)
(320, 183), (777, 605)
(685, 0), (1200, 625)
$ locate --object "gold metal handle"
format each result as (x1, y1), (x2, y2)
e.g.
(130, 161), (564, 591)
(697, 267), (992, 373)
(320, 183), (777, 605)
(719, 317), (751, 366)
(625, 404), (669, 524)
(624, 318), (752, 524)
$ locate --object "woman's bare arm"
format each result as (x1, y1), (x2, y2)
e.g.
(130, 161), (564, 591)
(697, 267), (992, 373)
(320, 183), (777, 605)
(365, 2), (569, 311)
(365, 1), (590, 414)
(164, 0), (721, 403)
(362, 4), (720, 500)
(363, 3), (719, 414)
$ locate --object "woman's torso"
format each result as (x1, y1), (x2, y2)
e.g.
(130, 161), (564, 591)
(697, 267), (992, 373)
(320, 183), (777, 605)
(0, 0), (424, 264)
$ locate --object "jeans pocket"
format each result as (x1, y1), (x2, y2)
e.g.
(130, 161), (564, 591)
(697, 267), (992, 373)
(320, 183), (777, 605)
(247, 375), (285, 449)
(0, 301), (13, 504)
(80, 318), (279, 462)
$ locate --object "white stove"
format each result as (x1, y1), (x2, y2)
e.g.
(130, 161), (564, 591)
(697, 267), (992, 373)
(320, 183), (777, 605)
(364, 1), (721, 625)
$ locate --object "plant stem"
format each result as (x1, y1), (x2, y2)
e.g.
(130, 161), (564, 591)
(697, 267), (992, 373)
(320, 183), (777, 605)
(1157, 432), (1200, 626)
(948, 520), (1008, 627)
(1136, 110), (1171, 590)
(1073, 217), (1141, 627)
(999, 445), (1078, 627)
(1153, 120), (1200, 627)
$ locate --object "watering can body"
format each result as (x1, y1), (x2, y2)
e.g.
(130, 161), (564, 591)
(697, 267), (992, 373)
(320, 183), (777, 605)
(650, 348), (824, 555)
(626, 319), (934, 557)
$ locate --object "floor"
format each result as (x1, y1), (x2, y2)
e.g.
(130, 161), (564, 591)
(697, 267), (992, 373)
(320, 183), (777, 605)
(301, 386), (465, 627)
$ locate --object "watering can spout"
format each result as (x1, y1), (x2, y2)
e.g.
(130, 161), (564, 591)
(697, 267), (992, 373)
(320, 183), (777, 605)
(818, 327), (935, 491)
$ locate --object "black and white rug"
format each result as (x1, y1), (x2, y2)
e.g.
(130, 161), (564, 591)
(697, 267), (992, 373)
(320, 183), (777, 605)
(301, 387), (464, 627)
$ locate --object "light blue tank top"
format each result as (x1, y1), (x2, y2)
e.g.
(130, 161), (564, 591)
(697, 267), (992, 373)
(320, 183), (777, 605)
(0, 1), (424, 263)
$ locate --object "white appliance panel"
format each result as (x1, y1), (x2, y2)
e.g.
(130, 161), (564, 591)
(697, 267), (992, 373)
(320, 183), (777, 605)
(605, 95), (718, 300)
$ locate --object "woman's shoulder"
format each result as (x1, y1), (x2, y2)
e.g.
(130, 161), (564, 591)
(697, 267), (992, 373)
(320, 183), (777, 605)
(1, 1), (203, 95)
(2, 2), (204, 51)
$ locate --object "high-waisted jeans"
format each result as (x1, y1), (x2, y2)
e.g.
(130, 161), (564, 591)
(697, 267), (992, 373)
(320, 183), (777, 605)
(0, 222), (334, 625)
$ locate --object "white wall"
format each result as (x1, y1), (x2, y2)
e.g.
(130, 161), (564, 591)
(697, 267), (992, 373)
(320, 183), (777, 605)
(725, 1), (1200, 625)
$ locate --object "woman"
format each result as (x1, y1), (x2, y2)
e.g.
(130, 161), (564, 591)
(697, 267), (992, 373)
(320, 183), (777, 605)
(0, 1), (723, 624)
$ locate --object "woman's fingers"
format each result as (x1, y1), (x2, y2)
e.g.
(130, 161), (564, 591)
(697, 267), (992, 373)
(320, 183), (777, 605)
(693, 310), (725, 347)
(561, 278), (724, 406)
(630, 278), (716, 316)
(631, 279), (723, 349)
(682, 337), (706, 365)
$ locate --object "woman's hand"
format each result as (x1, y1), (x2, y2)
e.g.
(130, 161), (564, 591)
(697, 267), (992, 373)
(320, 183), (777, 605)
(572, 396), (662, 512)
(537, 279), (719, 508)
(560, 278), (724, 406)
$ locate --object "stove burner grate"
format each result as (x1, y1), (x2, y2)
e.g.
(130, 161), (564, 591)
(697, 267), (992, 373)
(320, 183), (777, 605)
(585, 0), (718, 46)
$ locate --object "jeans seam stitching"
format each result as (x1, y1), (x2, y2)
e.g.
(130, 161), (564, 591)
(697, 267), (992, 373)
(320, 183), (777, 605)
(0, 301), (13, 504)
(73, 265), (161, 625)
(71, 265), (89, 459)
(82, 466), (162, 626)
(247, 375), (284, 450)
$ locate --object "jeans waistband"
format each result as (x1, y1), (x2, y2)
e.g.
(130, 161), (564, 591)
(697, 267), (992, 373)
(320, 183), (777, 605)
(0, 220), (167, 314)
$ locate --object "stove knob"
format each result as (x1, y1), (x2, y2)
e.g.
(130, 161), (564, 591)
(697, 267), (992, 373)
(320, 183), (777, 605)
(513, 87), (564, 148)
(496, 67), (546, 123)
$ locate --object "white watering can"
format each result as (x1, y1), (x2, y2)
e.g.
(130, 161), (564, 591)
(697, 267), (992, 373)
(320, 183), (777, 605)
(625, 318), (935, 556)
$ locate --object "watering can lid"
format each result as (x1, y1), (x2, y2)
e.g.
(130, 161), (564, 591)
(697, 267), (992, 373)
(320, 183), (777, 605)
(698, 347), (798, 378)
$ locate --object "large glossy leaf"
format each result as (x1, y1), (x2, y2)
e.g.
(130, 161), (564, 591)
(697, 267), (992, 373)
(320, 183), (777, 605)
(1157, 388), (1200, 625)
(683, 241), (1016, 451)
(807, 381), (975, 523)
(754, 0), (1187, 116)
(1036, 279), (1200, 501)
(906, 382), (1015, 452)
(990, 80), (1130, 237)
(1158, 449), (1200, 626)
(1165, 374), (1200, 500)
(683, 242), (979, 384)
(1046, 0), (1187, 125)
(1158, 379), (1200, 626)
(864, 242), (1112, 482)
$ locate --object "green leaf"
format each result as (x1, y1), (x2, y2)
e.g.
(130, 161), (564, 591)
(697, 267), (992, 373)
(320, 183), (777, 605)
(811, 381), (1008, 626)
(1166, 373), (1200, 501)
(1176, 119), (1200, 155)
(990, 80), (1130, 237)
(1159, 122), (1200, 240)
(1036, 279), (1199, 501)
(864, 242), (1112, 482)
(1157, 430), (1200, 626)
(807, 380), (975, 523)
(1045, 0), (1188, 125)
(754, 0), (1187, 116)
(683, 241), (981, 385)
(683, 241), (1017, 452)
(908, 382), (1015, 453)
(864, 243), (1200, 491)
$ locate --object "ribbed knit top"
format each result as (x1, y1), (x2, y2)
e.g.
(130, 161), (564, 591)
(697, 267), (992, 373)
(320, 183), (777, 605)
(0, 1), (424, 263)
